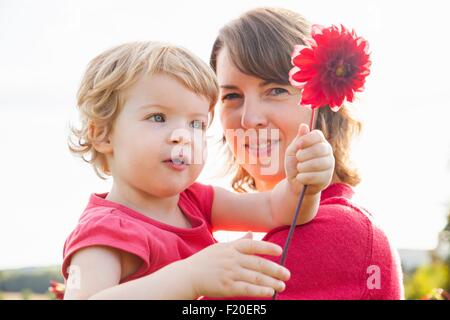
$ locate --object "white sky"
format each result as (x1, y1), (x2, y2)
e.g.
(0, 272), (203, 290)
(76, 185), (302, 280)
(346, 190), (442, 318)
(0, 0), (449, 269)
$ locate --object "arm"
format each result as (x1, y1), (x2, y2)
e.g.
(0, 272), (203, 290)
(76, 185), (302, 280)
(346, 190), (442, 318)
(64, 246), (195, 300)
(211, 124), (334, 232)
(64, 239), (291, 300)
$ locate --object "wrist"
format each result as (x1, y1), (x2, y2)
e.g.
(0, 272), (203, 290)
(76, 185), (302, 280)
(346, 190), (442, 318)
(178, 257), (200, 299)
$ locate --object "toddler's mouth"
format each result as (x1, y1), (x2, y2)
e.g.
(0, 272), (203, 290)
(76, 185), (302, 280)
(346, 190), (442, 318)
(162, 157), (190, 171)
(164, 158), (187, 165)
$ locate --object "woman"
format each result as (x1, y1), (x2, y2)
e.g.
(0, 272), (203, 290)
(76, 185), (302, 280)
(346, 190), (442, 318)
(210, 7), (403, 299)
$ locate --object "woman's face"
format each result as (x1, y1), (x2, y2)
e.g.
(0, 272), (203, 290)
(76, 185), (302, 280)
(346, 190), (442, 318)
(216, 49), (313, 190)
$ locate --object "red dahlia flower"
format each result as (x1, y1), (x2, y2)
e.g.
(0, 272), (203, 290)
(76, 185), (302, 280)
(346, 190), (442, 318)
(289, 25), (371, 111)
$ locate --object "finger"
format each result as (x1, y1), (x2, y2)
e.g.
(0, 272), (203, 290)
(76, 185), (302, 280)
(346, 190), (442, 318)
(233, 268), (286, 293)
(286, 124), (310, 157)
(297, 123), (310, 137)
(296, 170), (333, 185)
(232, 239), (282, 256)
(297, 156), (334, 173)
(229, 281), (275, 298)
(296, 141), (332, 162)
(297, 129), (326, 150)
(239, 254), (291, 281)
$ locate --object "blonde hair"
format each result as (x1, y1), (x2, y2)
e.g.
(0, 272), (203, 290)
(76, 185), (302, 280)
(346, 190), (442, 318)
(69, 41), (219, 178)
(210, 7), (362, 192)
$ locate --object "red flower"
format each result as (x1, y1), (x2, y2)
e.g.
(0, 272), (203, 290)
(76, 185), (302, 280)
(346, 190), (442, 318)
(49, 280), (65, 300)
(289, 25), (371, 111)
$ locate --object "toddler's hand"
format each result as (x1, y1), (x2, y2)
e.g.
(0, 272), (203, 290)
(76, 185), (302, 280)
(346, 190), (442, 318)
(184, 232), (290, 298)
(285, 124), (334, 195)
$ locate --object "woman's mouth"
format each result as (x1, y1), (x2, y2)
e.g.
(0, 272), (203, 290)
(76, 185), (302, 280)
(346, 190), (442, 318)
(245, 140), (280, 157)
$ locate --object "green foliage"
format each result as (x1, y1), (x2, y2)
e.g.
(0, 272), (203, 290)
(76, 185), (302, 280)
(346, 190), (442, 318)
(47, 291), (56, 300)
(404, 261), (449, 300)
(0, 266), (63, 294)
(404, 209), (450, 300)
(20, 288), (32, 300)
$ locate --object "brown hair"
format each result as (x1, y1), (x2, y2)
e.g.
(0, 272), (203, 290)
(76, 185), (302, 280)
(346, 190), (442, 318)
(69, 41), (218, 178)
(210, 7), (362, 192)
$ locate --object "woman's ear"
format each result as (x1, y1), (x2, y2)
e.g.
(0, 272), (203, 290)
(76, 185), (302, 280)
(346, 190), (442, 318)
(88, 122), (113, 154)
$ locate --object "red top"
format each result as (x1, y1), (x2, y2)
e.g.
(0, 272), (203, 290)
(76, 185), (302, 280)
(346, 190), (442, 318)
(62, 182), (216, 283)
(262, 182), (404, 300)
(203, 183), (404, 300)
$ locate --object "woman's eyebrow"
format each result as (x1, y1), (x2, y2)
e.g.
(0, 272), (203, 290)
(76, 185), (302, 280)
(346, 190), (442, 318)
(259, 80), (290, 88)
(258, 80), (273, 87)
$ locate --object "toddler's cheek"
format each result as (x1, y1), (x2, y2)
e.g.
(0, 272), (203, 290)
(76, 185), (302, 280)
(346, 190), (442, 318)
(190, 163), (205, 179)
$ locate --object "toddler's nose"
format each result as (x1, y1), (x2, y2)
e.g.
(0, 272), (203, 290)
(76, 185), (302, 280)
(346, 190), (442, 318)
(169, 128), (192, 145)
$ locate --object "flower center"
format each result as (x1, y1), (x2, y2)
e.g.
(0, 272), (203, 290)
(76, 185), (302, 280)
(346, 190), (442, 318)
(335, 64), (347, 77)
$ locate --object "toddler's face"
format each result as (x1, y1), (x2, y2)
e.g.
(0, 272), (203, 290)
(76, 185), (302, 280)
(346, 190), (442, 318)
(107, 72), (209, 197)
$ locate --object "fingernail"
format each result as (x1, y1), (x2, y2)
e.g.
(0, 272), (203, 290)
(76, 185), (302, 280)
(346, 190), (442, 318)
(285, 269), (291, 279)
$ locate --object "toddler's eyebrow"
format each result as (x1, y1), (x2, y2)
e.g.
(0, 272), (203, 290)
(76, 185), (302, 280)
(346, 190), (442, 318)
(140, 103), (169, 110)
(139, 104), (207, 118)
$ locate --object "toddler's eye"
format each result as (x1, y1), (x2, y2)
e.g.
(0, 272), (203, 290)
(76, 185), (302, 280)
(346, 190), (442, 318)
(191, 120), (206, 130)
(148, 113), (166, 122)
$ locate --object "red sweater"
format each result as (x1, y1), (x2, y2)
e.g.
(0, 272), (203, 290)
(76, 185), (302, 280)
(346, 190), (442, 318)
(262, 182), (404, 300)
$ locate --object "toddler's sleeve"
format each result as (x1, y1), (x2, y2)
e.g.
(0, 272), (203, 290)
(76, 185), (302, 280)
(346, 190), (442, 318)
(184, 183), (215, 231)
(62, 211), (150, 280)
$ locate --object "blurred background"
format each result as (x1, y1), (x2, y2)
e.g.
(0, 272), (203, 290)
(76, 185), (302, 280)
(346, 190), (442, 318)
(0, 0), (449, 300)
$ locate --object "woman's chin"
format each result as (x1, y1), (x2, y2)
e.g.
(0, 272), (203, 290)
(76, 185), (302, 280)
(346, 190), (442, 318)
(244, 164), (285, 190)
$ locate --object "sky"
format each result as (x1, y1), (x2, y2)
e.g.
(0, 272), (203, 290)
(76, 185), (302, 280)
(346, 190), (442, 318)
(0, 0), (449, 269)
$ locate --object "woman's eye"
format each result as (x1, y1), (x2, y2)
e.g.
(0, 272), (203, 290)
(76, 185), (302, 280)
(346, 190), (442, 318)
(268, 88), (289, 96)
(221, 93), (242, 101)
(148, 113), (166, 122)
(191, 120), (206, 130)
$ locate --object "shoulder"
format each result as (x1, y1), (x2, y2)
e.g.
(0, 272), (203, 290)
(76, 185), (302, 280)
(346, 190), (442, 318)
(182, 182), (214, 203)
(180, 182), (214, 225)
(263, 192), (403, 299)
(67, 205), (148, 246)
(62, 203), (150, 281)
(265, 194), (374, 246)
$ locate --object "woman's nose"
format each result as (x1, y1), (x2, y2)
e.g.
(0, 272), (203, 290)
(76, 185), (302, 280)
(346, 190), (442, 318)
(240, 99), (268, 129)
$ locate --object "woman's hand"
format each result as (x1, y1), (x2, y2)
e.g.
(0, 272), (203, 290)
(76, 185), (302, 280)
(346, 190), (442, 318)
(285, 123), (335, 196)
(183, 232), (290, 298)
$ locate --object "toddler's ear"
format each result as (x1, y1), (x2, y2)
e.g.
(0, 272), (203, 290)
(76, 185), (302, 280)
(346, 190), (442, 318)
(88, 122), (113, 154)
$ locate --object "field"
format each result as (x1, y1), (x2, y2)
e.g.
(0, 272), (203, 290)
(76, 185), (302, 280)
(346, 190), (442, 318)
(0, 291), (52, 300)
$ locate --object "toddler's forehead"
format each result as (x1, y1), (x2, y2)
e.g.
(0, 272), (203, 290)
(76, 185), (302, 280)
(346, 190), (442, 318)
(120, 74), (210, 116)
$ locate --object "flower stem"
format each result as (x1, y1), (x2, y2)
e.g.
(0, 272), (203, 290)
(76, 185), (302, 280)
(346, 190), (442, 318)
(273, 108), (316, 300)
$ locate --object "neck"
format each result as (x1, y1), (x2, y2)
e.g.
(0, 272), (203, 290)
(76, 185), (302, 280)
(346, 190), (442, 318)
(330, 174), (342, 185)
(106, 179), (180, 219)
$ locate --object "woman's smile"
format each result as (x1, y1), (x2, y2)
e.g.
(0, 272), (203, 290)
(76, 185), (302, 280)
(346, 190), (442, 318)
(245, 139), (280, 158)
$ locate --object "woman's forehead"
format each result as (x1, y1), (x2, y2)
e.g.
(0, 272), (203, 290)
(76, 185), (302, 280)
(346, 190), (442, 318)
(216, 50), (265, 88)
(216, 46), (291, 88)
